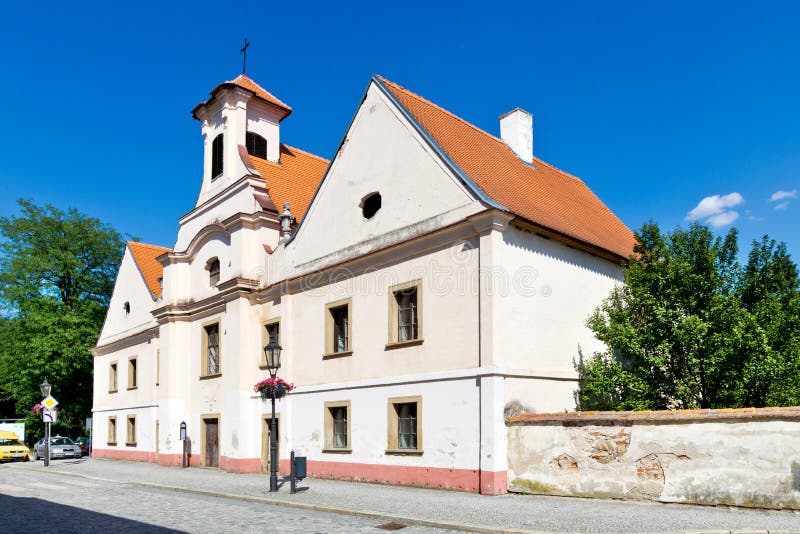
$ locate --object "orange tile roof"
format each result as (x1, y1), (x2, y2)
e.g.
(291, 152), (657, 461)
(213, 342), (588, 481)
(377, 76), (635, 260)
(248, 144), (329, 222)
(193, 74), (292, 120)
(128, 241), (170, 298)
(228, 74), (292, 116)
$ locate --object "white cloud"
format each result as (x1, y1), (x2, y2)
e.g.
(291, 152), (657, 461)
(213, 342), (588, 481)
(769, 189), (797, 203)
(707, 210), (740, 227)
(774, 201), (790, 211)
(686, 192), (744, 221)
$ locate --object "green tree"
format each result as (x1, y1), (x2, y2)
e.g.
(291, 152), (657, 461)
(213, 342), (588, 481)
(0, 200), (124, 442)
(576, 221), (798, 411)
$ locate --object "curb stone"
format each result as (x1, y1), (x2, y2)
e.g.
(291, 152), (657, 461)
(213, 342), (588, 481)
(23, 464), (542, 534)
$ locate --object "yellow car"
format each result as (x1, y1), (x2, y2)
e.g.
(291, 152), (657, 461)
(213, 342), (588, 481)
(0, 430), (31, 462)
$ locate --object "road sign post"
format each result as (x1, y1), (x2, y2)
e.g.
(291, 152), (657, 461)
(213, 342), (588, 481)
(40, 395), (58, 467)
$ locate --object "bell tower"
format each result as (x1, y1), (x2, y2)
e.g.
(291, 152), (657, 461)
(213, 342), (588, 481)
(191, 75), (292, 207)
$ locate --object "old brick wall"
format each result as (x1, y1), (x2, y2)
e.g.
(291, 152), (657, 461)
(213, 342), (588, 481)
(506, 407), (800, 509)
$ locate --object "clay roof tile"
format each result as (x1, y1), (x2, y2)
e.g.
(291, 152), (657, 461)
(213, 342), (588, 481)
(128, 241), (170, 298)
(377, 76), (635, 260)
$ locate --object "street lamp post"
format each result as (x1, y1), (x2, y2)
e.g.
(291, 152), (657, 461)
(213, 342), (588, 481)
(263, 340), (282, 493)
(40, 378), (52, 467)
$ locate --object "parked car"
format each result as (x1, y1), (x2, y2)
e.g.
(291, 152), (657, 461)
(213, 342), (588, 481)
(0, 430), (31, 462)
(74, 436), (91, 456)
(33, 436), (81, 460)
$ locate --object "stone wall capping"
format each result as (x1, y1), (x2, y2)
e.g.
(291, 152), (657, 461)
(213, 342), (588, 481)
(506, 406), (800, 426)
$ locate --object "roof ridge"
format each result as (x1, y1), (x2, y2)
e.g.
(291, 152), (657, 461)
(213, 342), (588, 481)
(281, 144), (330, 163)
(378, 76), (585, 185)
(128, 240), (170, 252)
(227, 74), (292, 112)
(377, 76), (510, 149)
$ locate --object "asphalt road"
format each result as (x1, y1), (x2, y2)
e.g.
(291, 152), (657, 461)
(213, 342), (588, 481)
(0, 465), (452, 533)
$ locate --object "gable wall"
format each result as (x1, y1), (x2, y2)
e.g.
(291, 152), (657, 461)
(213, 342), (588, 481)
(289, 83), (482, 270)
(98, 247), (158, 346)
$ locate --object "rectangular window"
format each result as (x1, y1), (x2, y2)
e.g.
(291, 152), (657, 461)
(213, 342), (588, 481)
(155, 349), (160, 386)
(387, 396), (422, 454)
(202, 323), (221, 377)
(108, 417), (117, 446)
(109, 362), (118, 392)
(332, 307), (348, 352)
(323, 401), (351, 452)
(127, 357), (138, 389)
(260, 319), (280, 368)
(397, 403), (417, 449)
(126, 416), (136, 446)
(324, 298), (352, 357)
(388, 280), (423, 346)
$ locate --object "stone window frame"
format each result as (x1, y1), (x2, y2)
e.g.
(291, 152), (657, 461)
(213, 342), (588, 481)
(386, 395), (423, 455)
(109, 361), (118, 393)
(322, 400), (352, 454)
(200, 320), (222, 379)
(323, 297), (353, 358)
(107, 416), (117, 446)
(386, 279), (423, 349)
(127, 356), (138, 390)
(126, 415), (137, 446)
(259, 318), (281, 369)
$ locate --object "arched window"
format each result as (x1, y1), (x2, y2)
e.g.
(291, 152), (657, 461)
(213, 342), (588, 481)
(211, 134), (224, 178)
(246, 132), (267, 159)
(207, 258), (220, 287)
(361, 192), (382, 219)
(123, 302), (130, 315)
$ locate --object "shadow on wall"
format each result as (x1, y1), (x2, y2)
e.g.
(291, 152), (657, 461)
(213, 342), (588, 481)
(0, 494), (182, 533)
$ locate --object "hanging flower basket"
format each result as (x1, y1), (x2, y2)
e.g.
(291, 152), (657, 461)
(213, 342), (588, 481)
(254, 377), (295, 400)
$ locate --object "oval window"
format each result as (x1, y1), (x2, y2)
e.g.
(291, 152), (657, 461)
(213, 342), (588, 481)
(361, 192), (382, 219)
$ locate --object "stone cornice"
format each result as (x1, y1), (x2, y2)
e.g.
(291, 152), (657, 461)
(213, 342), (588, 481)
(250, 211), (489, 304)
(92, 327), (158, 357)
(152, 277), (260, 323)
(178, 175), (270, 226)
(162, 211), (279, 266)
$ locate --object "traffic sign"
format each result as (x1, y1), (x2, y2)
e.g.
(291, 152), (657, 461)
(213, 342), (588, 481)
(42, 396), (58, 409)
(42, 408), (57, 423)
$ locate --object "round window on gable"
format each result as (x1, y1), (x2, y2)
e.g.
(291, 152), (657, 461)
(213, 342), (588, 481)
(361, 192), (382, 219)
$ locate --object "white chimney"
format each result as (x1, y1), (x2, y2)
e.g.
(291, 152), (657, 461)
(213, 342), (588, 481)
(499, 108), (533, 164)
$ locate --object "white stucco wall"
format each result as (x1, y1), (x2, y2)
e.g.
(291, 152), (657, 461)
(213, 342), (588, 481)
(97, 247), (158, 346)
(489, 225), (623, 412)
(290, 377), (481, 470)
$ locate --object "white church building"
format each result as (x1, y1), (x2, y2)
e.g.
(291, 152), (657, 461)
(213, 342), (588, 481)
(91, 72), (634, 494)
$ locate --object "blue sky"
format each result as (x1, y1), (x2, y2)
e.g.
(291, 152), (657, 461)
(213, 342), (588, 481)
(1, 1), (798, 260)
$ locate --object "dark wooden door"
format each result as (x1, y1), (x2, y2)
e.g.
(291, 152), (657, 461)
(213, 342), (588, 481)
(204, 418), (219, 468)
(261, 416), (279, 473)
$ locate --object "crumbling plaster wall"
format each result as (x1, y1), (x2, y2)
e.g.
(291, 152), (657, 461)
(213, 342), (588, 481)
(506, 407), (800, 509)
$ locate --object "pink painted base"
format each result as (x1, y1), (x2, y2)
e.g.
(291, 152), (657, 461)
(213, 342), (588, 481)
(90, 449), (507, 494)
(303, 459), (507, 494)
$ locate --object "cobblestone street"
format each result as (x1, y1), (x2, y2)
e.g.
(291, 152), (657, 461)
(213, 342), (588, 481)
(0, 463), (452, 533)
(3, 459), (800, 533)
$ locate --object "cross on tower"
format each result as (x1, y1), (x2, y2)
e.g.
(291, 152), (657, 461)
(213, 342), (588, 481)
(240, 38), (250, 75)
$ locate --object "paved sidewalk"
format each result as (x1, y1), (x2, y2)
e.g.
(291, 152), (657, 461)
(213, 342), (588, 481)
(10, 459), (800, 533)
